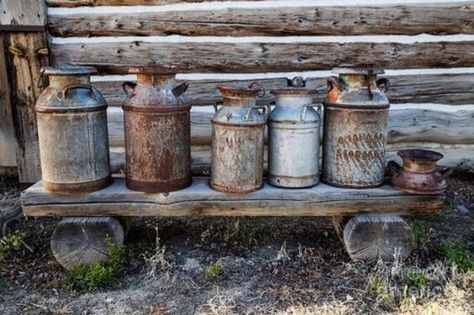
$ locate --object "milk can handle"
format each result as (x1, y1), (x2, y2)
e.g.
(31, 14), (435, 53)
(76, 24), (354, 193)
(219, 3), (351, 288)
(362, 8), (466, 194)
(57, 84), (95, 99)
(248, 82), (266, 98)
(436, 167), (454, 182)
(245, 105), (267, 120)
(327, 76), (345, 92)
(376, 78), (390, 93)
(122, 81), (137, 97)
(300, 103), (322, 121)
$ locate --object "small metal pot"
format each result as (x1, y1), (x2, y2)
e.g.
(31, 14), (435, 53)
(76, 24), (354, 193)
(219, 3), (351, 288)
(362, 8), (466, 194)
(388, 149), (453, 195)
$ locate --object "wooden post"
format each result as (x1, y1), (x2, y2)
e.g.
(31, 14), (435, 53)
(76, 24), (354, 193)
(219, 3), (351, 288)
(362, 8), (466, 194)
(1, 0), (49, 182)
(332, 214), (415, 262)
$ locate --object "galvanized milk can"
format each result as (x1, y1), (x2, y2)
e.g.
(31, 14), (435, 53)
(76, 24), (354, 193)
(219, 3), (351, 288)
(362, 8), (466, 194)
(36, 66), (111, 193)
(211, 84), (266, 193)
(322, 68), (390, 188)
(268, 88), (321, 188)
(122, 67), (191, 192)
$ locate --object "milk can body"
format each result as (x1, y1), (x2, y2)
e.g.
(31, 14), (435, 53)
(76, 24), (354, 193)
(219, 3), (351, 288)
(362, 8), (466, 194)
(211, 85), (266, 193)
(122, 67), (191, 193)
(322, 68), (390, 188)
(268, 89), (321, 188)
(36, 66), (111, 193)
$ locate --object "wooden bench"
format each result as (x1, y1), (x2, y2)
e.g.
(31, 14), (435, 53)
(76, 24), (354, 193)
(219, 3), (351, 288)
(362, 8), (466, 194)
(2, 0), (472, 268)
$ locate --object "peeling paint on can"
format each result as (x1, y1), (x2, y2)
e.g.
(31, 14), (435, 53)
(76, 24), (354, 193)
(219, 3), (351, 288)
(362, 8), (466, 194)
(122, 67), (191, 193)
(36, 66), (111, 193)
(211, 84), (266, 193)
(322, 68), (390, 188)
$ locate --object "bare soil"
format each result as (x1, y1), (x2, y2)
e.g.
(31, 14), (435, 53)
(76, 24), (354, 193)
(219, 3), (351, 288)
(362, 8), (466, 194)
(0, 173), (472, 315)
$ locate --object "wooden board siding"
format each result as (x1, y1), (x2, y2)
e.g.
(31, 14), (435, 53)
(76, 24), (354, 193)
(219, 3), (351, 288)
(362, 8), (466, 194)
(51, 40), (474, 73)
(48, 3), (474, 37)
(0, 0), (47, 31)
(46, 0), (244, 7)
(21, 178), (444, 217)
(94, 73), (474, 107)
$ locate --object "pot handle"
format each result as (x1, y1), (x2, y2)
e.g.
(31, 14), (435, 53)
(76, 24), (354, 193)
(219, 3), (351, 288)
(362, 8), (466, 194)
(245, 105), (267, 121)
(376, 78), (390, 93)
(122, 81), (137, 97)
(301, 103), (322, 121)
(436, 167), (454, 182)
(57, 84), (95, 99)
(172, 82), (189, 98)
(327, 76), (345, 92)
(387, 160), (402, 178)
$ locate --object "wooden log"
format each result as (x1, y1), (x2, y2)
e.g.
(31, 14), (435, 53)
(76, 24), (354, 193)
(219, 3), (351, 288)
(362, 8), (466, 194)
(5, 32), (49, 183)
(0, 0), (47, 31)
(51, 217), (125, 270)
(0, 34), (17, 167)
(332, 214), (414, 261)
(46, 0), (243, 7)
(105, 105), (474, 148)
(48, 3), (474, 37)
(94, 73), (474, 107)
(51, 41), (474, 73)
(21, 178), (444, 217)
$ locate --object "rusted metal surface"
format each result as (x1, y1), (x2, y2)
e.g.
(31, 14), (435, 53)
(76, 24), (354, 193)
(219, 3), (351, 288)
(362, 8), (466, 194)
(268, 88), (321, 188)
(388, 149), (453, 195)
(322, 68), (390, 188)
(36, 65), (111, 193)
(122, 67), (191, 193)
(211, 84), (266, 193)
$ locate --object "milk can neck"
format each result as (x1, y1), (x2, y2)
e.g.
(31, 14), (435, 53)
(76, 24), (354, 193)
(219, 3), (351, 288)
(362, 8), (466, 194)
(137, 73), (175, 87)
(222, 97), (256, 107)
(48, 75), (90, 89)
(340, 74), (377, 89)
(275, 94), (313, 108)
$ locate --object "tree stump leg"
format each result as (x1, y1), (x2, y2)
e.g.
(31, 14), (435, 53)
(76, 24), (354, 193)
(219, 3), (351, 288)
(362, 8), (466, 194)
(332, 214), (414, 262)
(51, 217), (125, 270)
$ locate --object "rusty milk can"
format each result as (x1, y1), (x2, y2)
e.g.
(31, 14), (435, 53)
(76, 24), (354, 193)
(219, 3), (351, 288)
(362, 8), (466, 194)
(322, 68), (390, 188)
(36, 66), (111, 193)
(122, 67), (191, 192)
(268, 88), (321, 188)
(211, 84), (266, 193)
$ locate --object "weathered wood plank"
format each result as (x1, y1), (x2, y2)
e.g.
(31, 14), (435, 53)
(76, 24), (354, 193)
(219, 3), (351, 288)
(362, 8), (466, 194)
(6, 32), (50, 182)
(51, 41), (474, 73)
(46, 0), (243, 7)
(0, 34), (17, 167)
(95, 73), (474, 107)
(0, 0), (47, 31)
(105, 105), (474, 148)
(21, 177), (444, 217)
(48, 3), (474, 37)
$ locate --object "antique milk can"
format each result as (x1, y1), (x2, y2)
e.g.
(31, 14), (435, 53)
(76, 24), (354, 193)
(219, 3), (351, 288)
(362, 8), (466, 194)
(268, 88), (321, 188)
(322, 68), (390, 188)
(122, 67), (191, 192)
(36, 66), (111, 193)
(211, 84), (266, 193)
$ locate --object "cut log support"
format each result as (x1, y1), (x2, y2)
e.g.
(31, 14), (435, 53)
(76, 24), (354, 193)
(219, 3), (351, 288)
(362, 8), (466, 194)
(51, 217), (125, 270)
(332, 214), (414, 262)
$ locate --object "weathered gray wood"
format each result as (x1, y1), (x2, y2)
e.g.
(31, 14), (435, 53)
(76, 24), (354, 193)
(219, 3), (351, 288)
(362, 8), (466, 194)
(52, 41), (474, 73)
(22, 178), (444, 217)
(48, 3), (474, 37)
(51, 217), (125, 270)
(0, 34), (17, 167)
(0, 0), (47, 31)
(6, 32), (49, 183)
(336, 214), (415, 261)
(46, 0), (242, 7)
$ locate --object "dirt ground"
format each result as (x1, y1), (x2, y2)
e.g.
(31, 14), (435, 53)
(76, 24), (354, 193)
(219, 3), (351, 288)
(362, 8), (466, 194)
(0, 173), (472, 315)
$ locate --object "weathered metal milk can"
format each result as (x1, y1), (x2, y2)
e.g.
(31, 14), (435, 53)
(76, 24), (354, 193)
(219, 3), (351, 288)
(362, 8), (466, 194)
(122, 67), (191, 192)
(211, 84), (266, 193)
(36, 66), (111, 193)
(322, 68), (390, 188)
(268, 88), (321, 188)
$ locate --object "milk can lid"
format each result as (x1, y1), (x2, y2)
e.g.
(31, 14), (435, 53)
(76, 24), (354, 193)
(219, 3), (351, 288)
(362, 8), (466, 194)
(41, 65), (97, 75)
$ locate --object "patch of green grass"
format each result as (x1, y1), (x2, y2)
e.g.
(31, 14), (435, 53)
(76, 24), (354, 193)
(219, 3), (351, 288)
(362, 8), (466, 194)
(434, 241), (474, 271)
(0, 232), (26, 256)
(410, 221), (430, 248)
(201, 217), (264, 246)
(203, 262), (223, 279)
(402, 269), (428, 289)
(63, 242), (127, 292)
